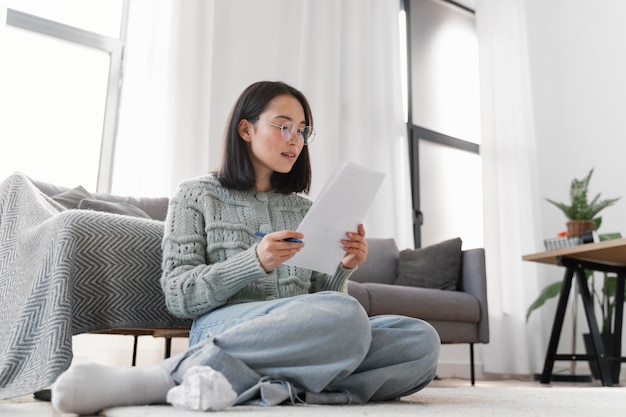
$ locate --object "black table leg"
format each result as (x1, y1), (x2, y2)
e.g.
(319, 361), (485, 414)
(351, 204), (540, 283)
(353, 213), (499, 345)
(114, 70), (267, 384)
(575, 266), (613, 386)
(540, 267), (575, 384)
(612, 273), (624, 378)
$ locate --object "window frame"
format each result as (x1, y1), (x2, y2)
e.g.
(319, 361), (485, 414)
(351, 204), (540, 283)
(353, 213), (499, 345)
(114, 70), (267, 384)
(6, 4), (129, 192)
(403, 0), (479, 247)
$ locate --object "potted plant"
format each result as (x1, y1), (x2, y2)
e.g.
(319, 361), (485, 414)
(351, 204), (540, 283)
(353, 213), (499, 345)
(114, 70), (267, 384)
(545, 168), (620, 237)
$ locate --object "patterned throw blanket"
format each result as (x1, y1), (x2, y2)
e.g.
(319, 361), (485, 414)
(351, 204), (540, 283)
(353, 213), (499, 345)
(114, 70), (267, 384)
(0, 173), (190, 399)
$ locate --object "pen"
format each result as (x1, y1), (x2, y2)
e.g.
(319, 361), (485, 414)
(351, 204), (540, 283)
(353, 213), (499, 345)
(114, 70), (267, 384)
(255, 231), (302, 243)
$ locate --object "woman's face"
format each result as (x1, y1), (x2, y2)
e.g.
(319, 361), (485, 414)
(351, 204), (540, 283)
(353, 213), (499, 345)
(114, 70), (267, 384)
(243, 94), (306, 187)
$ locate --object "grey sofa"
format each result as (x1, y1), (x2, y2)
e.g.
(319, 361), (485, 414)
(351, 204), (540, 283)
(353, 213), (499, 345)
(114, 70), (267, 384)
(347, 238), (489, 385)
(0, 173), (487, 399)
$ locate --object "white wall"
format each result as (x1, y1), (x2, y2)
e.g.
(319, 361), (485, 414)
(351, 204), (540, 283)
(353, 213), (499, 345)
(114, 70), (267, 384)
(525, 1), (626, 237)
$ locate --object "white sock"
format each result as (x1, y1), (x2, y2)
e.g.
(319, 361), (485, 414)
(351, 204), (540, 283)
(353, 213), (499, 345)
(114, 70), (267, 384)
(51, 363), (175, 415)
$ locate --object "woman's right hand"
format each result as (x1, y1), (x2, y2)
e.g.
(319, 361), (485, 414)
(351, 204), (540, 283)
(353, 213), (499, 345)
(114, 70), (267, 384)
(256, 231), (305, 272)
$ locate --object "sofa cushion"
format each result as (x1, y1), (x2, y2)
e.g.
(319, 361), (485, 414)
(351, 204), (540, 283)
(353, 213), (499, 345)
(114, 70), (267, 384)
(428, 320), (480, 344)
(395, 237), (462, 290)
(30, 176), (72, 198)
(362, 282), (480, 323)
(77, 199), (152, 219)
(31, 177), (169, 221)
(347, 281), (371, 314)
(50, 185), (93, 209)
(91, 193), (170, 221)
(349, 238), (398, 285)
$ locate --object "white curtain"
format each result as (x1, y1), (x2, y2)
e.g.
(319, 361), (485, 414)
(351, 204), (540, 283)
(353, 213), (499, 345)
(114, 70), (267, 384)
(0, 1), (5, 35)
(113, 0), (413, 248)
(0, 2), (6, 113)
(475, 0), (548, 374)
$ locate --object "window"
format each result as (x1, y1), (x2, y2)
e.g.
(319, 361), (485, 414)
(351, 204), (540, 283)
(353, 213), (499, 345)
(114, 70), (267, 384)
(1, 0), (127, 192)
(404, 0), (482, 249)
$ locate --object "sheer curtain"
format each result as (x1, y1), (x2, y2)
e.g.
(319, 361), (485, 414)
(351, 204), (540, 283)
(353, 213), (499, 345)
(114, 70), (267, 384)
(475, 0), (548, 374)
(0, 2), (5, 37)
(114, 0), (413, 247)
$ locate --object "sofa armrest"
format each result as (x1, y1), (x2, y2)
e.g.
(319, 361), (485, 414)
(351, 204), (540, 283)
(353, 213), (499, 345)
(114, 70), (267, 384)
(459, 248), (489, 343)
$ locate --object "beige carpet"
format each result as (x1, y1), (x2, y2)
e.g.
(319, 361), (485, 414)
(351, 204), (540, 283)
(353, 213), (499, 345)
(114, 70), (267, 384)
(3, 379), (625, 416)
(103, 383), (626, 417)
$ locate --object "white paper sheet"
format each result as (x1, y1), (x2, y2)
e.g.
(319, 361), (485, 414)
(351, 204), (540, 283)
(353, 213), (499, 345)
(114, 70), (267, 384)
(285, 161), (386, 274)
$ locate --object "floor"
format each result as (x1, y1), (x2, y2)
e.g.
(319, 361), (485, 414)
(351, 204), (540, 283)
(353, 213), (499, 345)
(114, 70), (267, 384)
(0, 374), (617, 417)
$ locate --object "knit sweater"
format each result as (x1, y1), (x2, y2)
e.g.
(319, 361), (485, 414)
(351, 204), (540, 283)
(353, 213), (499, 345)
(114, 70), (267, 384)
(161, 174), (355, 319)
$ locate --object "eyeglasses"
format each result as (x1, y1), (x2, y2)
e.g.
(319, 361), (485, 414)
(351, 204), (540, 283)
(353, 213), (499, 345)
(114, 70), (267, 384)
(254, 118), (316, 145)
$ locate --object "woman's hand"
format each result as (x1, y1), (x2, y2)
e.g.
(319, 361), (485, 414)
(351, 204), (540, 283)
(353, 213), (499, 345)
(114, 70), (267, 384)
(340, 224), (368, 269)
(256, 231), (304, 272)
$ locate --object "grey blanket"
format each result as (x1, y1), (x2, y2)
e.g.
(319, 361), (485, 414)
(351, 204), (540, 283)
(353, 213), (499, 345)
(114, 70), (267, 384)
(0, 173), (189, 399)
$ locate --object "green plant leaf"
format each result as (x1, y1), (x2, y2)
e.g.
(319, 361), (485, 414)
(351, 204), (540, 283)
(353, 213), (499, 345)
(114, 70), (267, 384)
(604, 275), (617, 298)
(599, 232), (622, 241)
(526, 281), (563, 322)
(593, 217), (602, 230)
(544, 168), (621, 221)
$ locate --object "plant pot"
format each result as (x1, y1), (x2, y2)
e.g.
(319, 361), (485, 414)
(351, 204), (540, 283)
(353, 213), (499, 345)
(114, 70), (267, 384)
(583, 332), (621, 383)
(567, 220), (594, 238)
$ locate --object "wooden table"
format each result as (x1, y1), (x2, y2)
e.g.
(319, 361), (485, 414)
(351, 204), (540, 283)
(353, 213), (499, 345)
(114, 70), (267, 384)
(523, 238), (626, 386)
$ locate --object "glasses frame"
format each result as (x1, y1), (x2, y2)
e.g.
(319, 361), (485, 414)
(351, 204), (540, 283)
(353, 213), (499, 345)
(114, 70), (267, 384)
(254, 118), (316, 145)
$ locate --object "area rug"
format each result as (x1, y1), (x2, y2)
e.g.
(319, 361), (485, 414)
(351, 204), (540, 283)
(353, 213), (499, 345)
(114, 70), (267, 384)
(102, 384), (626, 417)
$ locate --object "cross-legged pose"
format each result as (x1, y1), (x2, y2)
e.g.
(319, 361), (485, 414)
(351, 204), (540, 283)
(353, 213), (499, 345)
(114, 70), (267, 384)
(52, 81), (440, 415)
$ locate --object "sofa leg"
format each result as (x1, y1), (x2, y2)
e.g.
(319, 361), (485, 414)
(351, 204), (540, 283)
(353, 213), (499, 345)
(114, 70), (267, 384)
(469, 343), (475, 386)
(132, 335), (139, 366)
(164, 337), (173, 359)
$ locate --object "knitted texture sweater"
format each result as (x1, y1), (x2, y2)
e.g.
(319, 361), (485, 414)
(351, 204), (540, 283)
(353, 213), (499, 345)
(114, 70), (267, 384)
(161, 174), (354, 319)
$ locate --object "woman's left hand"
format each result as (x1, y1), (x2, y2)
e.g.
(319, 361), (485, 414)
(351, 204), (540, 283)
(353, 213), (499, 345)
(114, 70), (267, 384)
(340, 224), (368, 269)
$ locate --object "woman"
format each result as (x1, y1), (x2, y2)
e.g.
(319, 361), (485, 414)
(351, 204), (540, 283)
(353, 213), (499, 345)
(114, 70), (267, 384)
(52, 81), (440, 414)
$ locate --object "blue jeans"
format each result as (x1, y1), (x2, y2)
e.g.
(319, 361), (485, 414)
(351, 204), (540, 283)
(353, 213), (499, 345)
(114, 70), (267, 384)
(161, 292), (439, 404)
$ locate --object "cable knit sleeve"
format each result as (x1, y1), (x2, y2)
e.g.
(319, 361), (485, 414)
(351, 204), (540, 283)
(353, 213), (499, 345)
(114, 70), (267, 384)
(309, 264), (355, 294)
(160, 179), (267, 319)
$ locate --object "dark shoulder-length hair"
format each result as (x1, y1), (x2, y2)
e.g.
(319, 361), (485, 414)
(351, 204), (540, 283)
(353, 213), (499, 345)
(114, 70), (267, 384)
(216, 81), (313, 194)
